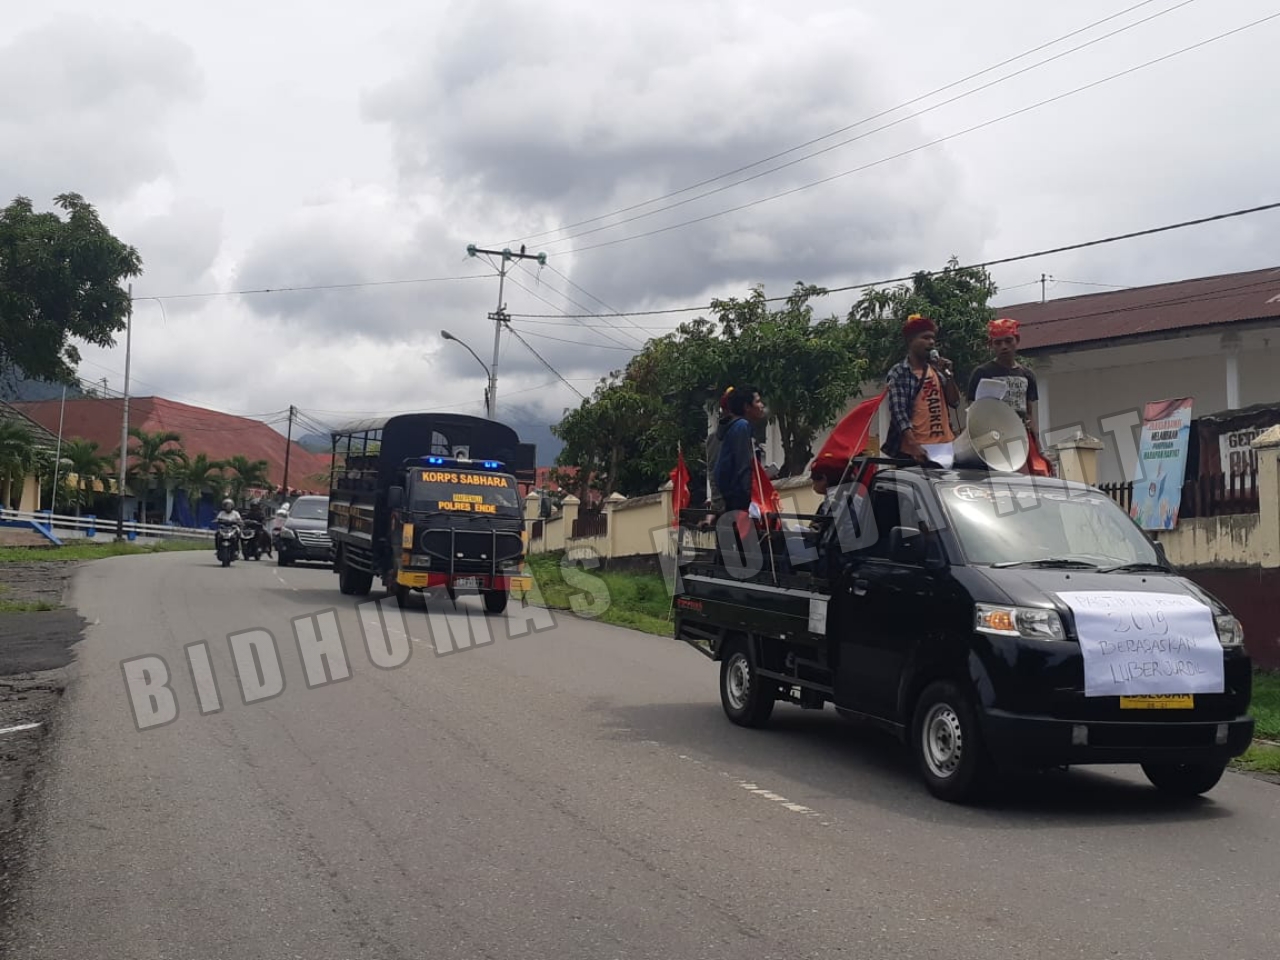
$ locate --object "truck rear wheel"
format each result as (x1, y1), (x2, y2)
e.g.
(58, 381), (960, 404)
(910, 680), (994, 804)
(1141, 759), (1227, 797)
(483, 589), (508, 615)
(719, 643), (775, 728)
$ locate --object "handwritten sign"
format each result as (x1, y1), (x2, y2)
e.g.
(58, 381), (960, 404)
(1056, 591), (1223, 697)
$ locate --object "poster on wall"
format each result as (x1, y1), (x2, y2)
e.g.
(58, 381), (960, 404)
(1129, 397), (1195, 530)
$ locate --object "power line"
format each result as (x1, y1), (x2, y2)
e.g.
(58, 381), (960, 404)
(509, 262), (647, 349)
(1051, 278), (1135, 289)
(502, 269), (643, 351)
(502, 199), (1280, 320)
(555, 12), (1280, 256)
(534, 0), (1203, 250)
(501, 0), (1175, 247)
(508, 326), (639, 351)
(129, 272), (496, 303)
(504, 327), (588, 399)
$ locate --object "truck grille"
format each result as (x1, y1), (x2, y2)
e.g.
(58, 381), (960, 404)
(420, 528), (523, 565)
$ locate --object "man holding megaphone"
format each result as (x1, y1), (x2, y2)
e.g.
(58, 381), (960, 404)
(883, 314), (961, 465)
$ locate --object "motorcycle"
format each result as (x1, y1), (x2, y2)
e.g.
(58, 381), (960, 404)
(215, 520), (241, 567)
(241, 519), (264, 561)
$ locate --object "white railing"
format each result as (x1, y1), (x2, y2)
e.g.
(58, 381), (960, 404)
(0, 508), (216, 542)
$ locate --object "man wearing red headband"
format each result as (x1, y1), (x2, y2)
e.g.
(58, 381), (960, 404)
(884, 314), (960, 464)
(965, 317), (1039, 441)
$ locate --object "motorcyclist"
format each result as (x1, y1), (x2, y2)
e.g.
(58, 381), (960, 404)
(215, 499), (243, 526)
(245, 498), (272, 557)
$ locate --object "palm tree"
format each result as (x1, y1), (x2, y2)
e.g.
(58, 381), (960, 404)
(176, 452), (227, 497)
(121, 428), (185, 523)
(225, 455), (271, 503)
(60, 437), (111, 515)
(0, 419), (37, 509)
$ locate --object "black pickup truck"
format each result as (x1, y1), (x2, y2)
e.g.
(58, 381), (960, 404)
(673, 458), (1255, 804)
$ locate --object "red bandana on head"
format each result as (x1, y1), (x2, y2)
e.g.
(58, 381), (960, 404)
(902, 314), (937, 340)
(988, 317), (1019, 339)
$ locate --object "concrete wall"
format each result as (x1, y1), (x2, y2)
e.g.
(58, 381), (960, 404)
(1157, 515), (1261, 569)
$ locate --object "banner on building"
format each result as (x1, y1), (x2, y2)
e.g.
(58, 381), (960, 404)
(1129, 397), (1194, 530)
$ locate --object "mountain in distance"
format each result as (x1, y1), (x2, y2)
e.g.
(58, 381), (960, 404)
(0, 368), (88, 403)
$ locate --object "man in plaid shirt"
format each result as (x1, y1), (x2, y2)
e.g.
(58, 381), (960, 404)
(884, 314), (960, 464)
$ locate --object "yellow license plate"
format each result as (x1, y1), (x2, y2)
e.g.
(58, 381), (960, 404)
(1119, 695), (1194, 710)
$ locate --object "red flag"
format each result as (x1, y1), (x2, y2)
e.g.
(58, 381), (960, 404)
(751, 455), (783, 532)
(811, 390), (887, 486)
(669, 446), (690, 526)
(1026, 431), (1053, 477)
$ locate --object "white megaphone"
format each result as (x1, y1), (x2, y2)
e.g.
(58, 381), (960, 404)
(953, 398), (1029, 472)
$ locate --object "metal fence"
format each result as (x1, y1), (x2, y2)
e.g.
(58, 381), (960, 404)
(0, 508), (215, 544)
(1097, 468), (1260, 519)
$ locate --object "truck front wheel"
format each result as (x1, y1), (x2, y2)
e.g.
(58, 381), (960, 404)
(1141, 759), (1227, 797)
(719, 644), (775, 728)
(338, 555), (373, 596)
(911, 680), (994, 804)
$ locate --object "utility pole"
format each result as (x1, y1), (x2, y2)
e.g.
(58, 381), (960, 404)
(50, 383), (67, 513)
(282, 404), (295, 498)
(115, 285), (133, 541)
(1040, 273), (1054, 303)
(466, 244), (547, 419)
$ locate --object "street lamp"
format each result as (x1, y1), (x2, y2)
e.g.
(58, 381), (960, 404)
(440, 330), (494, 418)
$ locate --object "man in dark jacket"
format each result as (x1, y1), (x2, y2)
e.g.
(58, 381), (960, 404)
(713, 385), (766, 513)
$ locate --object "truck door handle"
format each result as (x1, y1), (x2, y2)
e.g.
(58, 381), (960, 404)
(853, 579), (868, 596)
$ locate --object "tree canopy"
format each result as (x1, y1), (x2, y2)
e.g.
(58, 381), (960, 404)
(550, 259), (999, 499)
(0, 193), (142, 384)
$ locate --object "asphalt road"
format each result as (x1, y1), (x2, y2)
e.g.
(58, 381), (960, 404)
(3, 550), (1278, 960)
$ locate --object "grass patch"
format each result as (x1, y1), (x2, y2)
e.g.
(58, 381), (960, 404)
(0, 599), (57, 613)
(0, 539), (209, 563)
(523, 552), (674, 636)
(1234, 742), (1280, 775)
(1250, 669), (1280, 742)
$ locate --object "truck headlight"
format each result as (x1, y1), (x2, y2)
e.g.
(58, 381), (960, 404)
(1215, 614), (1244, 649)
(976, 603), (1066, 641)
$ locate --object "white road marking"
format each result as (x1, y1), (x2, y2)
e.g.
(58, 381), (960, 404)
(0, 722), (42, 736)
(273, 571), (297, 591)
(678, 756), (828, 822)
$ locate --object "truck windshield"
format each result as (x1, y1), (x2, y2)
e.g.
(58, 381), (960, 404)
(410, 468), (522, 517)
(935, 480), (1161, 568)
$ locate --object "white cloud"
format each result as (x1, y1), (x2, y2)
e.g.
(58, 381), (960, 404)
(3, 0), (1278, 468)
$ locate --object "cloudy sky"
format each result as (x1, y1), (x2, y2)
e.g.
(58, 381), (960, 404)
(4, 0), (1278, 456)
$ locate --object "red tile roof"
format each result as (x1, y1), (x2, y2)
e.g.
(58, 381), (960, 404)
(997, 265), (1280, 352)
(11, 396), (333, 494)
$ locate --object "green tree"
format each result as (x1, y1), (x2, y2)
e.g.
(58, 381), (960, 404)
(0, 194), (143, 384)
(550, 377), (650, 499)
(710, 283), (867, 476)
(850, 256), (999, 385)
(174, 451), (227, 502)
(224, 455), (271, 502)
(59, 437), (112, 514)
(552, 282), (870, 493)
(0, 417), (37, 508)
(122, 427), (184, 523)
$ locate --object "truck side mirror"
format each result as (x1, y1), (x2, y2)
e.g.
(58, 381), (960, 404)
(388, 485), (404, 510)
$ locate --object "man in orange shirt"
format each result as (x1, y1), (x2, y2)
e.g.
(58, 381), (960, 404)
(883, 314), (960, 465)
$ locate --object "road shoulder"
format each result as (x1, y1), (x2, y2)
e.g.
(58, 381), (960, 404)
(0, 562), (85, 933)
